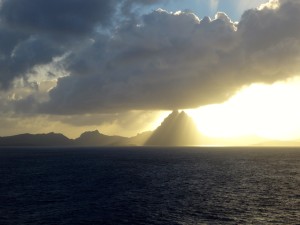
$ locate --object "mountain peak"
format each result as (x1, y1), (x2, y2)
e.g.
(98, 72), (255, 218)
(145, 111), (201, 146)
(79, 130), (101, 138)
(75, 130), (127, 146)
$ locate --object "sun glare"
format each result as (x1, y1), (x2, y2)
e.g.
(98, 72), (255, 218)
(187, 76), (300, 141)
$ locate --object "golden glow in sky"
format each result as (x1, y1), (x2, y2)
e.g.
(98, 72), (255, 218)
(187, 76), (300, 141)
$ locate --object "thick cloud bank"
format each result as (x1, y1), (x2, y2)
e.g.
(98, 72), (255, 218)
(0, 0), (159, 89)
(0, 0), (300, 114)
(0, 0), (116, 34)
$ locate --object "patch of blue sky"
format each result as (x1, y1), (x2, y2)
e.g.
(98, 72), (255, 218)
(140, 0), (269, 22)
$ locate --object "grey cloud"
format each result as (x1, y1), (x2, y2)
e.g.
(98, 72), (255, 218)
(0, 27), (27, 56)
(0, 0), (117, 35)
(0, 34), (65, 89)
(237, 0), (300, 81)
(0, 0), (296, 115)
(0, 0), (115, 88)
(0, 0), (164, 36)
(0, 0), (164, 89)
(42, 10), (239, 114)
(121, 0), (164, 15)
(238, 1), (300, 52)
(40, 0), (300, 114)
(0, 26), (28, 88)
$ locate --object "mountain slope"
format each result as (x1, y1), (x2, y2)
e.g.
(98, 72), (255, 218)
(118, 131), (152, 146)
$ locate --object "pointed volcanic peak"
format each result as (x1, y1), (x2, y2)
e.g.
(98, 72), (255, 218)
(145, 110), (201, 146)
(74, 130), (127, 146)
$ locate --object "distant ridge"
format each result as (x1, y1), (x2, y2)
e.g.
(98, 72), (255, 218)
(74, 130), (126, 146)
(0, 111), (202, 147)
(0, 132), (71, 146)
(145, 110), (201, 146)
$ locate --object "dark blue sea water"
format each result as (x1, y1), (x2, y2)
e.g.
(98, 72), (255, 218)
(0, 147), (299, 225)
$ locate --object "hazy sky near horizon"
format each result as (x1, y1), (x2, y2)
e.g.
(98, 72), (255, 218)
(1, 0), (300, 141)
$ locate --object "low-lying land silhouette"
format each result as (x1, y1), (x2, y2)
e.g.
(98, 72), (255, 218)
(0, 111), (201, 147)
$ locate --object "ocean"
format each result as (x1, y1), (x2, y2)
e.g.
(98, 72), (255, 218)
(0, 147), (299, 225)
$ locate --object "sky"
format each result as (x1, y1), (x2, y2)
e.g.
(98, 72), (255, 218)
(1, 0), (300, 142)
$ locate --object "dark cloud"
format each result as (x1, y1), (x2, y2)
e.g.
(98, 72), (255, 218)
(0, 0), (118, 88)
(0, 33), (65, 89)
(121, 0), (164, 16)
(41, 10), (236, 113)
(0, 0), (166, 89)
(0, 26), (28, 88)
(237, 0), (300, 81)
(0, 0), (299, 115)
(39, 0), (300, 114)
(0, 0), (164, 35)
(0, 0), (117, 35)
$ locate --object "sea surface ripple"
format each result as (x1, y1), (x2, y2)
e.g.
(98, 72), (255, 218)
(0, 147), (299, 224)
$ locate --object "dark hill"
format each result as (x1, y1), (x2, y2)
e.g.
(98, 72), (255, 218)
(74, 130), (127, 146)
(0, 132), (71, 146)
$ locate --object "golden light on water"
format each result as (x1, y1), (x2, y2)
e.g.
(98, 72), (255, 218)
(187, 76), (300, 141)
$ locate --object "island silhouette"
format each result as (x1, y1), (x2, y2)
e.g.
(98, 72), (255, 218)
(1, 110), (300, 147)
(0, 111), (201, 147)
